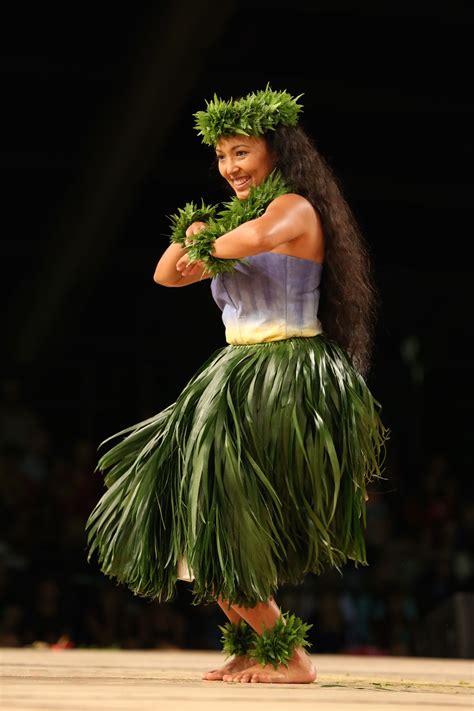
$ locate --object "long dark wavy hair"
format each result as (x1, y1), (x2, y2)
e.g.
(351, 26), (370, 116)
(266, 125), (378, 377)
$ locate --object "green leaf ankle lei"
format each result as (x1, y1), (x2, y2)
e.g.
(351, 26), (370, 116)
(219, 620), (255, 658)
(168, 170), (291, 276)
(218, 613), (312, 669)
(251, 613), (313, 669)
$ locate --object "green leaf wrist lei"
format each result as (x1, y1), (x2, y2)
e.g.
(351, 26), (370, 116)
(167, 170), (291, 276)
(168, 199), (217, 244)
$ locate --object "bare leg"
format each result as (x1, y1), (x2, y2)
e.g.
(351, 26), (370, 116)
(232, 598), (282, 633)
(222, 600), (316, 684)
(202, 599), (255, 680)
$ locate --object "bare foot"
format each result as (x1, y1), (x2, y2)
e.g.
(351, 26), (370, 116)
(202, 655), (254, 681)
(222, 649), (316, 684)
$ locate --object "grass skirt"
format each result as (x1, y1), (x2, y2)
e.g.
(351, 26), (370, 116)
(86, 335), (388, 606)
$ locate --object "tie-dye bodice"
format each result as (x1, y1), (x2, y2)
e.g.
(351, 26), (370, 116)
(210, 252), (323, 345)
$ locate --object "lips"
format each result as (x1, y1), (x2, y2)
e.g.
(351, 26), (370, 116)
(233, 176), (251, 190)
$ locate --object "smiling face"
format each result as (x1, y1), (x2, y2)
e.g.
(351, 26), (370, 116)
(215, 135), (274, 198)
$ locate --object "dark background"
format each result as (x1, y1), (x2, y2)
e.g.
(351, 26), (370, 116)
(1, 1), (472, 656)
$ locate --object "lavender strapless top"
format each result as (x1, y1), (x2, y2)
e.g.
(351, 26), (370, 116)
(210, 252), (323, 345)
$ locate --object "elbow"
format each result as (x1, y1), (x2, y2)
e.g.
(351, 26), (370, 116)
(153, 270), (173, 287)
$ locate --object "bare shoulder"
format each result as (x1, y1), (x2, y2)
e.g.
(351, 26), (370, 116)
(264, 193), (323, 261)
(266, 193), (318, 220)
(268, 192), (312, 208)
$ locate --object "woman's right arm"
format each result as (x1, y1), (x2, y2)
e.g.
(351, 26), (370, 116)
(153, 221), (212, 287)
(153, 243), (211, 287)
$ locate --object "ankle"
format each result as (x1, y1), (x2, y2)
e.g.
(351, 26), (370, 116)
(220, 620), (255, 658)
(219, 612), (313, 669)
(250, 613), (313, 669)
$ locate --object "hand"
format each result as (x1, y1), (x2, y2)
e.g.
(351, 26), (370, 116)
(184, 221), (207, 246)
(176, 252), (208, 277)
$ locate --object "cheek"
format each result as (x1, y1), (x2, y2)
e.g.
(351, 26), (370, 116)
(258, 159), (273, 180)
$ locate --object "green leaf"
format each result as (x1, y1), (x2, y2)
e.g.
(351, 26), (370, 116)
(166, 170), (291, 276)
(193, 85), (304, 146)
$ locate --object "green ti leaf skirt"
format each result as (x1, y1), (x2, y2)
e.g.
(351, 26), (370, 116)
(86, 335), (389, 607)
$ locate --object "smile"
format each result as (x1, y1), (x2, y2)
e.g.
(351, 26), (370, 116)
(233, 176), (251, 190)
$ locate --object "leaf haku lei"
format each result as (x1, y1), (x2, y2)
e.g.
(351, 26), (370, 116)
(194, 84), (304, 146)
(250, 613), (313, 669)
(167, 170), (292, 276)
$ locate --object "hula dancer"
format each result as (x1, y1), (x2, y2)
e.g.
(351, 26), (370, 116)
(86, 86), (389, 683)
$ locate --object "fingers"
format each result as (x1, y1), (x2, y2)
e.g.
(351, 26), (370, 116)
(176, 257), (204, 277)
(186, 263), (202, 276)
(185, 221), (207, 238)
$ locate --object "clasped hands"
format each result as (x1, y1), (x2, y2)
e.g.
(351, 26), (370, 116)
(175, 221), (209, 277)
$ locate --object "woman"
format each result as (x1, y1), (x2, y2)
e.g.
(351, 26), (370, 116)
(87, 87), (389, 684)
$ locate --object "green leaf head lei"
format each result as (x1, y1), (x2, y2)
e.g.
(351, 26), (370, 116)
(193, 83), (304, 146)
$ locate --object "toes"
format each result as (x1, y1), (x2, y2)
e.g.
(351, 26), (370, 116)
(250, 672), (273, 683)
(202, 671), (222, 681)
(225, 666), (261, 683)
(223, 671), (245, 683)
(239, 672), (252, 683)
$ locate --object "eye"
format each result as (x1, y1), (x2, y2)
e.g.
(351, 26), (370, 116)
(236, 150), (248, 157)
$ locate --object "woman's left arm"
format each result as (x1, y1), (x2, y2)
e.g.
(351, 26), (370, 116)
(213, 194), (313, 258)
(176, 194), (314, 275)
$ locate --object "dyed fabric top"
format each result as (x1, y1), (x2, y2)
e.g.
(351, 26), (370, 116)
(210, 252), (323, 345)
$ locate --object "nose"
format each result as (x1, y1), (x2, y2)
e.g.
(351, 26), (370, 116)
(221, 156), (239, 178)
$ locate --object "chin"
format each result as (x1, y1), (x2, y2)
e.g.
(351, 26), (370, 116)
(236, 188), (251, 199)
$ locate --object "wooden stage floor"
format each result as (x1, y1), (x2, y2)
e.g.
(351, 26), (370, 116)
(1, 648), (473, 711)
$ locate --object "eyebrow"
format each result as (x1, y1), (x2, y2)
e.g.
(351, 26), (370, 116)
(215, 144), (250, 154)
